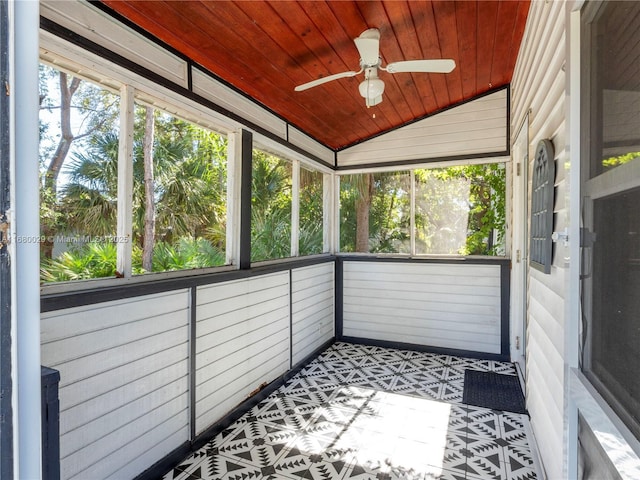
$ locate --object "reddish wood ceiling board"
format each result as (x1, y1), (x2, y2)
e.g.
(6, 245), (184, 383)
(507, 1), (531, 81)
(404, 1), (442, 112)
(431, 1), (462, 106)
(383, 1), (439, 114)
(476, 1), (499, 92)
(298, 1), (398, 138)
(234, 2), (363, 142)
(100, 0), (530, 151)
(265, 1), (384, 142)
(356, 1), (425, 121)
(455, 1), (478, 100)
(408, 1), (450, 110)
(490, 1), (521, 88)
(232, 2), (369, 144)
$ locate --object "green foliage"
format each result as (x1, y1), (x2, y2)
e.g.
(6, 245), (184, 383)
(251, 150), (292, 262)
(40, 242), (122, 282)
(150, 237), (225, 272)
(40, 90), (230, 282)
(602, 151), (640, 169)
(340, 172), (411, 253)
(340, 164), (505, 255)
(40, 236), (226, 282)
(131, 110), (228, 247)
(299, 168), (324, 255)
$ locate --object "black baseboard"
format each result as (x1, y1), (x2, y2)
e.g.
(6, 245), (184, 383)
(340, 336), (511, 363)
(133, 338), (335, 480)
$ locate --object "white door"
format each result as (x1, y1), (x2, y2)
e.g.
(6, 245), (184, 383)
(511, 115), (529, 378)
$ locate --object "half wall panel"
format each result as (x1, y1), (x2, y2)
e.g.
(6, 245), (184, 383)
(342, 261), (502, 354)
(40, 290), (191, 480)
(195, 272), (290, 434)
(291, 263), (335, 366)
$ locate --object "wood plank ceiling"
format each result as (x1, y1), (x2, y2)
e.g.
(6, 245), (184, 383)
(101, 1), (530, 151)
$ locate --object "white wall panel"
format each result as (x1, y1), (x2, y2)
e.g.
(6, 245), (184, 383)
(40, 0), (188, 88)
(288, 126), (335, 166)
(337, 89), (507, 167)
(195, 272), (290, 434)
(40, 290), (191, 480)
(510, 1), (567, 478)
(342, 262), (502, 354)
(291, 263), (335, 365)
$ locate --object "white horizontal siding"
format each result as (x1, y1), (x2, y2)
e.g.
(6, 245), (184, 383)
(510, 1), (567, 478)
(40, 0), (188, 88)
(291, 263), (335, 366)
(192, 67), (287, 140)
(288, 126), (335, 166)
(41, 290), (191, 480)
(195, 272), (290, 434)
(342, 262), (502, 354)
(337, 89), (507, 167)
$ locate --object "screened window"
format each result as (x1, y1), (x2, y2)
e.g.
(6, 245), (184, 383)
(299, 166), (324, 255)
(132, 105), (227, 274)
(251, 149), (292, 262)
(340, 172), (411, 253)
(415, 164), (505, 255)
(582, 0), (640, 441)
(339, 164), (505, 256)
(587, 1), (640, 178)
(39, 64), (121, 282)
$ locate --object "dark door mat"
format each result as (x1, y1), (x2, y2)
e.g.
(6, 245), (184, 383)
(463, 370), (527, 414)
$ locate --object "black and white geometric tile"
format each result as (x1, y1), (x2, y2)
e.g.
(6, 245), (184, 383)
(163, 342), (538, 480)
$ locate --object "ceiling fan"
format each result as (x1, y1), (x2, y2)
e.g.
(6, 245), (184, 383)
(294, 28), (456, 108)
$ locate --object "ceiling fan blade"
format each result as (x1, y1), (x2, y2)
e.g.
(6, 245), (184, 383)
(294, 70), (359, 91)
(354, 28), (380, 66)
(386, 59), (456, 74)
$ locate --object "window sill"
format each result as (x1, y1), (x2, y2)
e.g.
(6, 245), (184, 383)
(570, 368), (640, 478)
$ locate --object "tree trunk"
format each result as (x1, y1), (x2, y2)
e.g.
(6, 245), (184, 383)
(142, 107), (156, 272)
(45, 73), (81, 194)
(41, 73), (81, 260)
(355, 173), (373, 252)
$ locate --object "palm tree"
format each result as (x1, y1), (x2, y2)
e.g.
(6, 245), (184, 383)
(251, 150), (291, 261)
(41, 107), (229, 281)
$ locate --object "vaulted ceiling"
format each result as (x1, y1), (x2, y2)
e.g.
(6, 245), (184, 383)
(100, 1), (529, 151)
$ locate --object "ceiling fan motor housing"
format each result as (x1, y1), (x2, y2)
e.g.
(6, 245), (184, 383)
(359, 67), (385, 100)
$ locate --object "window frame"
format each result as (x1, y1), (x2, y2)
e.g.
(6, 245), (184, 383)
(38, 47), (333, 294)
(250, 136), (333, 266)
(580, 0), (640, 445)
(336, 157), (510, 258)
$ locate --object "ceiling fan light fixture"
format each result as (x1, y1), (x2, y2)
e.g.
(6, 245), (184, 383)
(359, 77), (385, 100)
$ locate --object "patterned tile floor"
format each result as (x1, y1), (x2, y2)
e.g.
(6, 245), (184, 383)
(163, 342), (539, 480)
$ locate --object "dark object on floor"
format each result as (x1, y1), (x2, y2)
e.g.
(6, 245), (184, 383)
(463, 369), (527, 414)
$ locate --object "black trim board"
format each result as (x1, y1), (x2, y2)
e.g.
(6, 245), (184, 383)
(342, 337), (510, 363)
(337, 254), (510, 266)
(335, 150), (510, 172)
(38, 17), (334, 171)
(133, 338), (336, 480)
(189, 287), (197, 441)
(41, 255), (336, 312)
(239, 129), (252, 270)
(500, 262), (511, 358)
(288, 269), (293, 369)
(335, 258), (344, 340)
